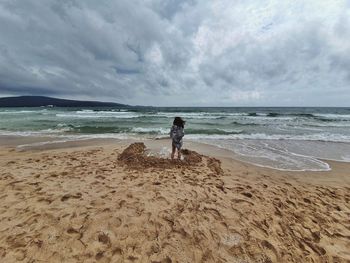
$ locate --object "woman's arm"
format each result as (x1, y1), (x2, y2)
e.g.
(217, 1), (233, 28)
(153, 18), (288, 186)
(169, 126), (174, 138)
(178, 127), (184, 139)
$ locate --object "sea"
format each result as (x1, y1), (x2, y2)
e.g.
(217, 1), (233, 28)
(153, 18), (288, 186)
(1, 106), (350, 171)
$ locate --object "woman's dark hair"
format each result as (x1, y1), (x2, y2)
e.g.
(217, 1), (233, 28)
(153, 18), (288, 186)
(173, 117), (185, 128)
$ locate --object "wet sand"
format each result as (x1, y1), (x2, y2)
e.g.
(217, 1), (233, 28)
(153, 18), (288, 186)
(0, 138), (349, 262)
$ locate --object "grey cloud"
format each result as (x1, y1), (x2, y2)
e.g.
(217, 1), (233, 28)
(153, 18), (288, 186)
(0, 0), (349, 106)
(151, 0), (196, 20)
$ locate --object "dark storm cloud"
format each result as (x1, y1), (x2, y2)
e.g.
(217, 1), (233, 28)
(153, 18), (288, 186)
(0, 0), (349, 106)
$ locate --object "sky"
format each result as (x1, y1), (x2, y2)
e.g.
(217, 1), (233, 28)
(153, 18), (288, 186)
(0, 0), (349, 106)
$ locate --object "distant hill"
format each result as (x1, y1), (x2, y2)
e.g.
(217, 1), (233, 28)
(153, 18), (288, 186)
(0, 96), (129, 107)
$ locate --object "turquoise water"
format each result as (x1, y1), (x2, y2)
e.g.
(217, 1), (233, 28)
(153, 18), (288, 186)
(1, 107), (350, 171)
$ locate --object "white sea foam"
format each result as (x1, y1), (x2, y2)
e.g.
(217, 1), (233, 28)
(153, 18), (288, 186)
(55, 123), (74, 131)
(16, 135), (130, 150)
(56, 112), (139, 118)
(0, 110), (44, 114)
(304, 122), (350, 128)
(0, 130), (137, 140)
(154, 112), (247, 119)
(342, 155), (350, 161)
(314, 113), (350, 120)
(217, 128), (243, 133)
(186, 133), (350, 143)
(16, 138), (88, 149)
(197, 139), (333, 171)
(132, 127), (169, 134)
(0, 130), (63, 136)
(2, 128), (350, 143)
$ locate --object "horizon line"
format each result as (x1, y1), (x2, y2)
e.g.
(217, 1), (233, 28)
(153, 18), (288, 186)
(0, 95), (349, 108)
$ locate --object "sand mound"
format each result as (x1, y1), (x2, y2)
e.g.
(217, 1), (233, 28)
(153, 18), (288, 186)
(118, 142), (204, 170)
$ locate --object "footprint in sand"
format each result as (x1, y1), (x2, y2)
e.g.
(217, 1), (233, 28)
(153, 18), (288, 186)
(37, 197), (53, 204)
(113, 217), (122, 228)
(231, 198), (254, 206)
(98, 232), (111, 245)
(111, 247), (123, 261)
(95, 251), (105, 260)
(61, 192), (82, 202)
(241, 192), (253, 198)
(303, 240), (327, 256)
(0, 247), (6, 257)
(261, 240), (280, 262)
(66, 227), (80, 235)
(203, 207), (223, 221)
(155, 195), (170, 206)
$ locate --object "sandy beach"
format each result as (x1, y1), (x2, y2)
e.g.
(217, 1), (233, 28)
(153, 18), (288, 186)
(2, 0), (350, 261)
(0, 138), (349, 263)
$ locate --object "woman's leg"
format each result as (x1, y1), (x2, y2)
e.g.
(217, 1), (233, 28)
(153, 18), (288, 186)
(177, 147), (181, 160)
(171, 144), (176, 160)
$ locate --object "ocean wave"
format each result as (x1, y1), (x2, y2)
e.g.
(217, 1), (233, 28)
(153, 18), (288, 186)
(1, 127), (350, 143)
(61, 110), (248, 119)
(303, 122), (350, 128)
(56, 111), (139, 118)
(0, 129), (136, 140)
(313, 114), (350, 122)
(185, 128), (243, 135)
(154, 112), (247, 119)
(268, 112), (315, 118)
(67, 125), (130, 134)
(55, 123), (75, 132)
(231, 121), (261, 126)
(130, 127), (243, 135)
(186, 133), (350, 143)
(244, 112), (350, 120)
(242, 112), (317, 118)
(245, 115), (295, 121)
(131, 127), (169, 134)
(0, 130), (64, 136)
(0, 110), (47, 114)
(315, 113), (350, 118)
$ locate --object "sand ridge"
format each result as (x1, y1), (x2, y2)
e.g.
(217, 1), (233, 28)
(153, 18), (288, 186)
(0, 142), (349, 262)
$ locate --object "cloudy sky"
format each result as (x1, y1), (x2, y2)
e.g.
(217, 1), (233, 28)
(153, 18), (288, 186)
(0, 0), (349, 106)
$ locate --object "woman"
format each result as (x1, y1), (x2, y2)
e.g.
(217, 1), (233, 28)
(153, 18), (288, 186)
(170, 117), (185, 160)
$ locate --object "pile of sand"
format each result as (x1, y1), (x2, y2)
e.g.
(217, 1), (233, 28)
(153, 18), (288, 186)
(118, 142), (203, 169)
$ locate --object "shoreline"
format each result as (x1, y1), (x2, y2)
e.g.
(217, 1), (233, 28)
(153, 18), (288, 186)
(2, 134), (350, 189)
(1, 134), (350, 173)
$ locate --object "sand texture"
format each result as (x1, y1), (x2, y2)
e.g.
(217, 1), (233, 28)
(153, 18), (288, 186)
(0, 142), (349, 263)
